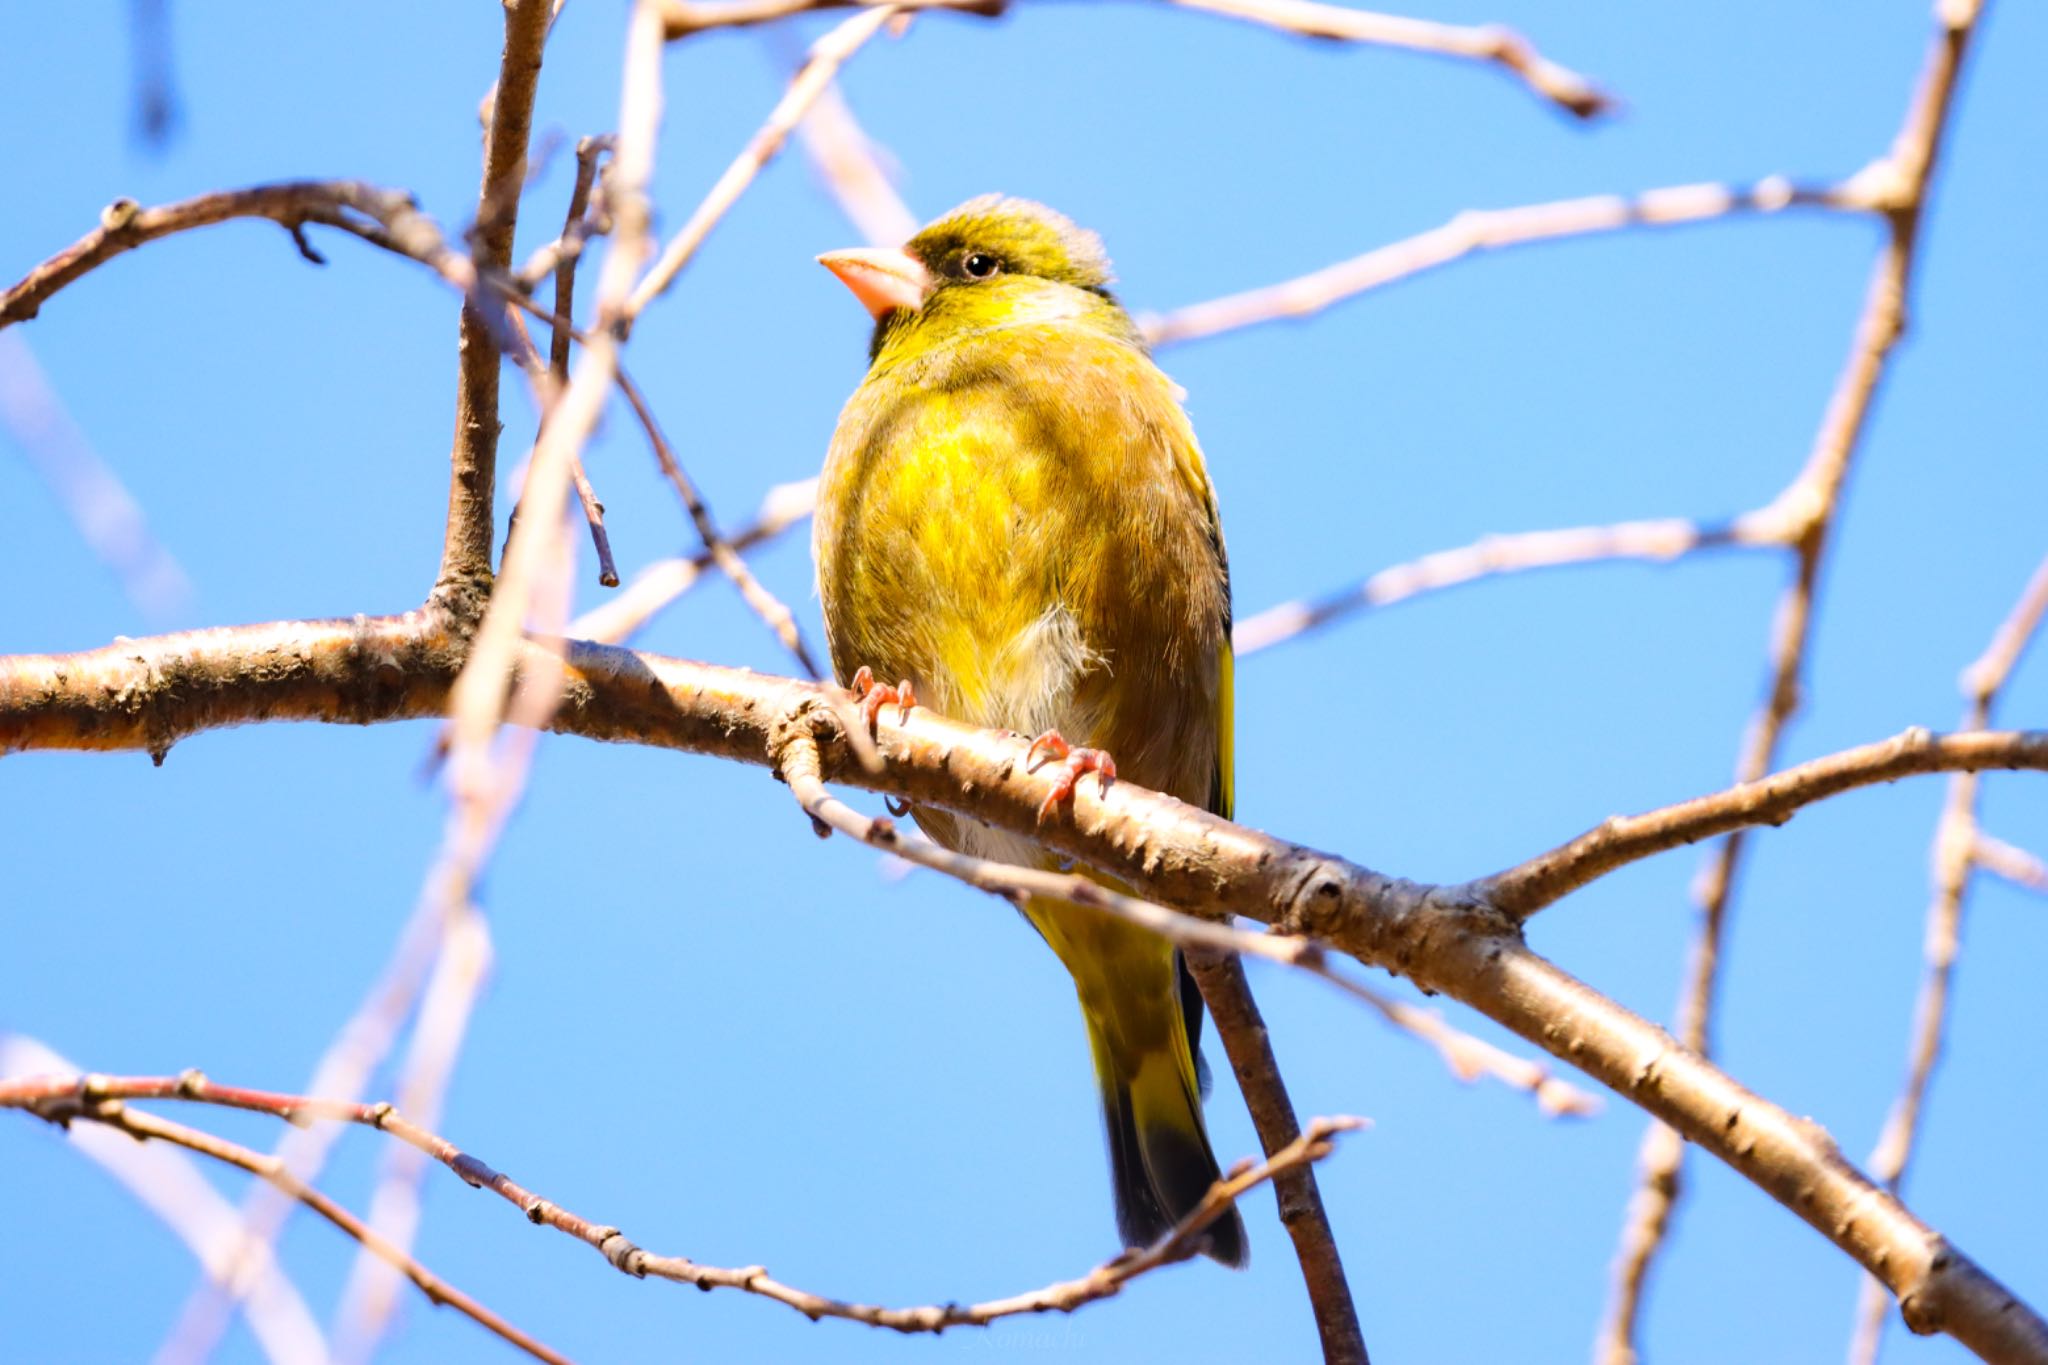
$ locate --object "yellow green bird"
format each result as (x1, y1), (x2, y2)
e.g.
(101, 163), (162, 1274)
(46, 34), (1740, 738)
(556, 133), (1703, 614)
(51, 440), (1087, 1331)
(814, 196), (1245, 1266)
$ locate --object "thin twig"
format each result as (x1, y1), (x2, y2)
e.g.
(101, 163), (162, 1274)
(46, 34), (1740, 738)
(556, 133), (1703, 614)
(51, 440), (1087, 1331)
(1141, 176), (1869, 350)
(1185, 952), (1369, 1363)
(0, 1069), (1358, 1335)
(0, 182), (466, 329)
(660, 0), (1000, 39)
(567, 476), (818, 644)
(1598, 3), (1985, 1357)
(549, 135), (613, 381)
(612, 368), (822, 678)
(1236, 514), (1760, 656)
(623, 5), (902, 325)
(0, 1039), (326, 1365)
(1848, 548), (2048, 1365)
(10, 1086), (569, 1365)
(1161, 0), (1607, 117)
(503, 297), (620, 589)
(1476, 729), (2048, 920)
(662, 0), (1604, 116)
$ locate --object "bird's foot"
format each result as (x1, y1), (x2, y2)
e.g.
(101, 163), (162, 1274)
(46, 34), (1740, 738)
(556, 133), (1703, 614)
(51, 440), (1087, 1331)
(1024, 730), (1116, 823)
(847, 666), (916, 728)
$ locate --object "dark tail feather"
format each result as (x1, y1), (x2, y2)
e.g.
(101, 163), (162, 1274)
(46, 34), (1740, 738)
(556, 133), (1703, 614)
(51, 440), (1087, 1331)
(1104, 1074), (1249, 1268)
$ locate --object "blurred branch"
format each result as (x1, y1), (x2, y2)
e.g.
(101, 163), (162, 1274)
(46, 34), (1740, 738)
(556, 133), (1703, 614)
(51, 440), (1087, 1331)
(1140, 176), (1866, 349)
(1973, 834), (2048, 897)
(341, 3), (560, 1358)
(0, 331), (191, 622)
(9, 624), (2046, 1357)
(127, 0), (179, 146)
(1186, 952), (1367, 1364)
(624, 5), (903, 324)
(661, 0), (1000, 38)
(0, 1070), (1359, 1334)
(0, 1037), (325, 1365)
(1849, 549), (2048, 1365)
(795, 77), (919, 245)
(159, 866), (456, 1365)
(1598, 2), (1986, 1354)
(7, 1081), (569, 1365)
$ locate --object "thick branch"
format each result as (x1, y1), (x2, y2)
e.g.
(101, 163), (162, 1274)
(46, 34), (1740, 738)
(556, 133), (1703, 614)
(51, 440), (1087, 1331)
(4, 626), (2045, 1360)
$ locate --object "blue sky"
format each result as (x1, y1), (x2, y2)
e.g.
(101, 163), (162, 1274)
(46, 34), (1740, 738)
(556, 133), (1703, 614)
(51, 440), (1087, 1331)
(3, 2), (2044, 1363)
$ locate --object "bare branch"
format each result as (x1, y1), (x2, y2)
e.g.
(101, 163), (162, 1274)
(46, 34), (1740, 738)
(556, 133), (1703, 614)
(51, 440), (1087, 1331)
(659, 0), (1605, 116)
(1599, 0), (1987, 1349)
(1478, 728), (2048, 919)
(0, 1070), (1359, 1334)
(0, 1038), (325, 1365)
(1973, 834), (2048, 897)
(567, 476), (818, 644)
(1163, 0), (1606, 116)
(8, 1082), (569, 1365)
(613, 369), (824, 677)
(7, 624), (2044, 1357)
(0, 181), (460, 329)
(436, 0), (555, 602)
(1850, 548), (2048, 1365)
(1186, 952), (1368, 1364)
(1141, 177), (1864, 350)
(660, 0), (1001, 38)
(1236, 513), (1761, 657)
(624, 5), (903, 325)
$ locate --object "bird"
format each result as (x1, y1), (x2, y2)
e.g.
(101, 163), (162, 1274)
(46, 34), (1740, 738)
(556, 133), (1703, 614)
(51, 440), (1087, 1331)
(813, 195), (1245, 1266)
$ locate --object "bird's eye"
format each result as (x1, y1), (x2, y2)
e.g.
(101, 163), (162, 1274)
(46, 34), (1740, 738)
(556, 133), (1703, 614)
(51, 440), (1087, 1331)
(962, 252), (1001, 279)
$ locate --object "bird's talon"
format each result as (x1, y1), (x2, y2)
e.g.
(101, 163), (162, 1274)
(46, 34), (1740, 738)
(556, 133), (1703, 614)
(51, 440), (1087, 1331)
(1027, 731), (1116, 822)
(846, 666), (914, 730)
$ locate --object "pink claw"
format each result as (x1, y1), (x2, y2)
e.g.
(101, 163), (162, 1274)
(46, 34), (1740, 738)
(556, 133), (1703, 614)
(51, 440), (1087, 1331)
(848, 666), (916, 727)
(1025, 729), (1117, 822)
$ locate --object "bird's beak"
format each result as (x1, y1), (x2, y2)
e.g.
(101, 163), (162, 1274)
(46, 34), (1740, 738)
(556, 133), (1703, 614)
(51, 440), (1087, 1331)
(817, 246), (934, 320)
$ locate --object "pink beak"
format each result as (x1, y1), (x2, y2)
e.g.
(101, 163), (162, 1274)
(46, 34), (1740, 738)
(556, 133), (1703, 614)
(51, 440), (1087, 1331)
(817, 246), (934, 320)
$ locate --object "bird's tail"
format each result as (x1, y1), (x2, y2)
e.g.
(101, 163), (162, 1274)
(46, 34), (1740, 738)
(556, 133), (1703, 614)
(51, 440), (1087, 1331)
(1086, 1007), (1249, 1268)
(1031, 894), (1247, 1267)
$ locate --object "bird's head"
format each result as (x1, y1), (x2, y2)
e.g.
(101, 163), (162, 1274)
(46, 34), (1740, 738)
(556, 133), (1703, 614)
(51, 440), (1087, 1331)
(818, 195), (1134, 363)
